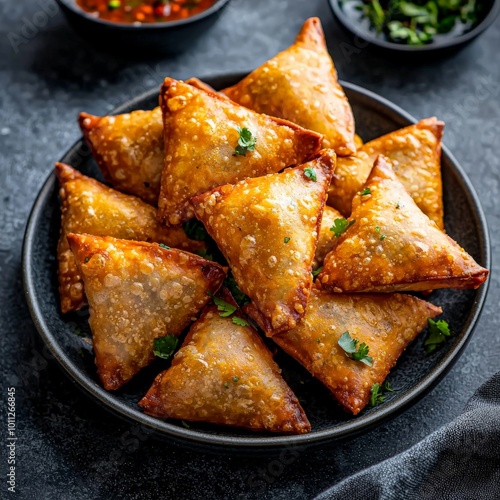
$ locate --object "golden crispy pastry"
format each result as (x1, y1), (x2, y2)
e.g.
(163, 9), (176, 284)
(328, 118), (445, 229)
(222, 18), (355, 156)
(274, 289), (442, 415)
(56, 163), (204, 313)
(67, 233), (226, 390)
(354, 134), (364, 148)
(157, 77), (323, 226)
(139, 304), (311, 434)
(313, 205), (344, 270)
(191, 150), (335, 335)
(79, 78), (218, 205)
(318, 156), (489, 293)
(79, 108), (164, 205)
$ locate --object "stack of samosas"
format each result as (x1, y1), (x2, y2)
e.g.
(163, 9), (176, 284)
(57, 18), (487, 433)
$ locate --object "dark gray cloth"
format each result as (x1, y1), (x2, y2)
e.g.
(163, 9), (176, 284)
(317, 373), (500, 500)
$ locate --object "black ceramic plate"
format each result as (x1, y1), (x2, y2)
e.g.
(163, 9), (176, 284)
(23, 73), (490, 452)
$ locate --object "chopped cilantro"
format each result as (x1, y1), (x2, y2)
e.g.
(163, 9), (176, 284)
(232, 316), (249, 327)
(84, 256), (90, 264)
(183, 219), (208, 241)
(383, 380), (396, 392)
(375, 226), (386, 240)
(304, 167), (317, 181)
(424, 319), (451, 353)
(158, 243), (170, 249)
(212, 296), (237, 317)
(360, 187), (371, 196)
(370, 383), (385, 406)
(338, 331), (373, 366)
(233, 376), (239, 383)
(153, 334), (178, 359)
(233, 127), (257, 156)
(223, 275), (250, 306)
(107, 0), (120, 9)
(330, 218), (355, 238)
(181, 420), (190, 429)
(284, 237), (290, 244)
(370, 380), (397, 407)
(317, 338), (321, 343)
(224, 383), (229, 389)
(312, 266), (323, 279)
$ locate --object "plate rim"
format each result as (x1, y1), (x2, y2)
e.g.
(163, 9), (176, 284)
(22, 74), (491, 450)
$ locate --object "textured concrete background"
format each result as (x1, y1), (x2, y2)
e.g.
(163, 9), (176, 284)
(1, 0), (499, 498)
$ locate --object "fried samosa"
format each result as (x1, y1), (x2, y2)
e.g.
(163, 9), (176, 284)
(191, 150), (335, 335)
(139, 303), (311, 433)
(56, 163), (204, 313)
(157, 77), (323, 226)
(67, 233), (226, 390)
(79, 78), (219, 205)
(222, 17), (355, 156)
(328, 118), (445, 229)
(274, 289), (442, 415)
(318, 156), (489, 293)
(313, 205), (344, 270)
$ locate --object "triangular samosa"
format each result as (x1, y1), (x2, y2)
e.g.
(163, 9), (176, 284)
(222, 17), (355, 156)
(67, 233), (226, 390)
(274, 289), (442, 414)
(313, 204), (344, 270)
(328, 118), (445, 229)
(318, 156), (489, 293)
(56, 163), (204, 313)
(191, 150), (336, 335)
(79, 78), (219, 205)
(139, 303), (311, 434)
(157, 77), (323, 226)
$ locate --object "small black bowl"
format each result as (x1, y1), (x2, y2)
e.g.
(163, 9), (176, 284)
(55, 0), (232, 54)
(328, 0), (500, 57)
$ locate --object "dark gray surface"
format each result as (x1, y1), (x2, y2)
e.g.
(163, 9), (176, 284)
(0, 0), (498, 498)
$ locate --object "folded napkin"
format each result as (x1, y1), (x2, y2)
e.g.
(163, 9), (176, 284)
(316, 372), (500, 500)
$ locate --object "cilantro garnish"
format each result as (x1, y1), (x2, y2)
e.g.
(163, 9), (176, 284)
(370, 380), (397, 407)
(181, 420), (190, 429)
(375, 226), (386, 240)
(183, 219), (208, 241)
(233, 376), (239, 383)
(356, 0), (481, 46)
(330, 218), (355, 238)
(284, 237), (290, 244)
(107, 0), (120, 9)
(232, 316), (249, 327)
(304, 167), (317, 181)
(212, 296), (237, 317)
(360, 187), (371, 196)
(424, 318), (451, 353)
(312, 266), (323, 279)
(153, 334), (178, 359)
(233, 127), (257, 156)
(370, 383), (385, 406)
(223, 275), (250, 306)
(338, 331), (373, 366)
(158, 243), (170, 249)
(84, 256), (90, 264)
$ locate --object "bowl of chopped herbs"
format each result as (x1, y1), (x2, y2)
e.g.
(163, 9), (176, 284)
(329, 0), (499, 53)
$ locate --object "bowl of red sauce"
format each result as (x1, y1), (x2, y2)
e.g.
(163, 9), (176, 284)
(56, 0), (232, 54)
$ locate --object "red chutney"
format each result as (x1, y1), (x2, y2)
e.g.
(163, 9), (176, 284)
(76, 0), (217, 24)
